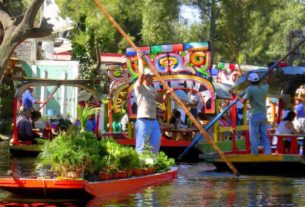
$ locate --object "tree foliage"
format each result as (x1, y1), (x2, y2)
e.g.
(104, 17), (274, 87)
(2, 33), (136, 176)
(56, 0), (305, 68)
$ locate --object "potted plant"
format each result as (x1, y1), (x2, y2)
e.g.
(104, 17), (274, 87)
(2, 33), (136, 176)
(138, 145), (157, 175)
(37, 130), (102, 179)
(117, 146), (140, 177)
(155, 151), (175, 173)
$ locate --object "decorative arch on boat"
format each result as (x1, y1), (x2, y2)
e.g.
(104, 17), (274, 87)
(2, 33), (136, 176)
(126, 42), (213, 82)
(126, 75), (216, 119)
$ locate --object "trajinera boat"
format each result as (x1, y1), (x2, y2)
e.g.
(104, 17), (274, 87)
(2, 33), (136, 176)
(199, 64), (305, 176)
(99, 41), (233, 160)
(0, 167), (178, 198)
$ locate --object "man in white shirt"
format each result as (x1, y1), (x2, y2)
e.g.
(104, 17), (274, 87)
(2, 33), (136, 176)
(134, 52), (170, 154)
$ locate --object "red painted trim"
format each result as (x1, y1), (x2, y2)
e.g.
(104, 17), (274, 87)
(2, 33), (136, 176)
(100, 53), (125, 57)
(0, 168), (178, 198)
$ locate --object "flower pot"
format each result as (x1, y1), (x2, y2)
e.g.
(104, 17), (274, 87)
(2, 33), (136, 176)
(99, 171), (112, 180)
(133, 168), (142, 176)
(127, 169), (133, 177)
(142, 168), (150, 175)
(118, 170), (128, 179)
(112, 171), (120, 179)
(66, 171), (80, 179)
(149, 167), (156, 174)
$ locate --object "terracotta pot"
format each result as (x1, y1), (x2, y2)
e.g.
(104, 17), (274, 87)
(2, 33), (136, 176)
(119, 170), (128, 179)
(142, 168), (150, 175)
(149, 167), (156, 174)
(133, 168), (142, 176)
(112, 171), (120, 179)
(99, 171), (111, 180)
(127, 169), (133, 177)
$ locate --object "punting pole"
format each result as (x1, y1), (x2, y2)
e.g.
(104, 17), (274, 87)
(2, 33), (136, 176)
(178, 37), (305, 160)
(92, 0), (240, 176)
(38, 84), (60, 110)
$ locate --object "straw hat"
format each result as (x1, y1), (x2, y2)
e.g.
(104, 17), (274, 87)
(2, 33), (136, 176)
(78, 90), (92, 102)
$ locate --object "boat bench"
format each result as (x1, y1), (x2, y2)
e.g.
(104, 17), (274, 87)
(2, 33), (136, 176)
(270, 134), (304, 155)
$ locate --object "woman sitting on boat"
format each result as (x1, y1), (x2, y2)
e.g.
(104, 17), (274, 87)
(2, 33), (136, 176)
(272, 110), (301, 153)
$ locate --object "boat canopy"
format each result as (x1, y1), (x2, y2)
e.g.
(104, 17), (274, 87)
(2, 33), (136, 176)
(231, 66), (305, 98)
(14, 77), (101, 102)
(213, 82), (232, 100)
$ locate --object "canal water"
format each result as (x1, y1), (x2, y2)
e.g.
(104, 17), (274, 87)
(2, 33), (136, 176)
(0, 140), (305, 206)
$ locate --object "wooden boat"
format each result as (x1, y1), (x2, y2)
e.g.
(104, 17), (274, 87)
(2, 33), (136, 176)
(199, 65), (305, 176)
(10, 78), (101, 156)
(100, 42), (236, 160)
(0, 167), (178, 198)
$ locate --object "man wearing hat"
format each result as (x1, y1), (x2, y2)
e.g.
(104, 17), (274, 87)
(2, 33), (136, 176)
(237, 70), (273, 154)
(134, 52), (170, 154)
(22, 87), (41, 110)
(17, 107), (40, 143)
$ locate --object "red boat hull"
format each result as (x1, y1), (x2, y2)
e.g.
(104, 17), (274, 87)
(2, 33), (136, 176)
(0, 167), (178, 198)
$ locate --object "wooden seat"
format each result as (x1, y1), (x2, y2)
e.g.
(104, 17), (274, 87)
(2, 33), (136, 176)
(273, 134), (299, 154)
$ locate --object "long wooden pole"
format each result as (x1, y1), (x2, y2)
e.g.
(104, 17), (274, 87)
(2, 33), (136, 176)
(92, 0), (239, 176)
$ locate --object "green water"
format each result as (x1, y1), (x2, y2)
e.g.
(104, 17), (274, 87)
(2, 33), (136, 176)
(0, 140), (304, 206)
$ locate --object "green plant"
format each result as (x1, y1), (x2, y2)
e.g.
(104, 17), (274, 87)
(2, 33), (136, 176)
(77, 104), (99, 132)
(36, 131), (103, 178)
(155, 151), (175, 172)
(117, 147), (141, 170)
(138, 145), (157, 169)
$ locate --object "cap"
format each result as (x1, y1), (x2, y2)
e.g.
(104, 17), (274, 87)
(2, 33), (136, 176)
(144, 67), (154, 76)
(248, 72), (259, 83)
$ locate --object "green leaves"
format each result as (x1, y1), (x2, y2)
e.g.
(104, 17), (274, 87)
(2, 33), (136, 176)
(76, 104), (99, 132)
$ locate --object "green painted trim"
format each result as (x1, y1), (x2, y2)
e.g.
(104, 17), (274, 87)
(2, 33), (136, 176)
(197, 139), (246, 154)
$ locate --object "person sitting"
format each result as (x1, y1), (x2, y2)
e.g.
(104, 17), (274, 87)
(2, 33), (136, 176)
(17, 108), (40, 143)
(85, 114), (96, 132)
(169, 109), (187, 129)
(186, 90), (200, 125)
(31, 110), (42, 129)
(165, 109), (187, 140)
(272, 111), (301, 153)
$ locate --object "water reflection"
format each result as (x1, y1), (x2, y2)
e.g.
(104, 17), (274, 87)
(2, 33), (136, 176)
(0, 140), (305, 206)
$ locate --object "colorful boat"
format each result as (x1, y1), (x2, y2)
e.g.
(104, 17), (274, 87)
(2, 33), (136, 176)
(10, 78), (101, 156)
(199, 65), (305, 176)
(100, 42), (237, 160)
(0, 167), (178, 198)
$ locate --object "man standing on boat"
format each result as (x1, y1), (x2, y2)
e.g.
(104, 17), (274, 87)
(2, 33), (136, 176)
(21, 87), (42, 110)
(237, 70), (273, 154)
(134, 51), (170, 154)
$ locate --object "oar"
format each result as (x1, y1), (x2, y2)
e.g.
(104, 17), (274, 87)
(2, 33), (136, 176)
(92, 0), (240, 176)
(178, 37), (305, 159)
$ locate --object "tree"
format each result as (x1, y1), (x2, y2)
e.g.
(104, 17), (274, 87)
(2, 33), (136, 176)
(141, 0), (179, 45)
(55, 0), (143, 78)
(0, 0), (53, 83)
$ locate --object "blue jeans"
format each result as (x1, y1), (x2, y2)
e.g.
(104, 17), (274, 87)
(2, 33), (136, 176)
(249, 112), (271, 154)
(135, 118), (161, 154)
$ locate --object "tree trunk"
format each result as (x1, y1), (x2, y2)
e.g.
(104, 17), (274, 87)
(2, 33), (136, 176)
(0, 0), (53, 83)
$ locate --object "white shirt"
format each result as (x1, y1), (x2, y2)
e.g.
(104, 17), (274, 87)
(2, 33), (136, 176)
(134, 81), (157, 119)
(187, 92), (199, 109)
